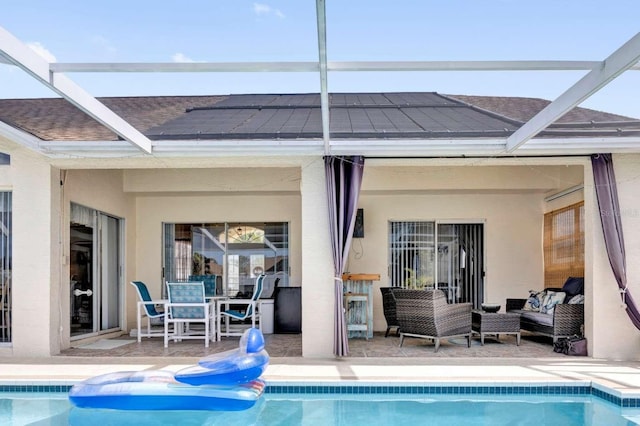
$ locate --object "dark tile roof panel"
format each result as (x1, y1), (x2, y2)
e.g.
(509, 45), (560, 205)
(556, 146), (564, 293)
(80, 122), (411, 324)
(202, 92), (458, 109)
(147, 94), (519, 140)
(210, 93), (321, 108)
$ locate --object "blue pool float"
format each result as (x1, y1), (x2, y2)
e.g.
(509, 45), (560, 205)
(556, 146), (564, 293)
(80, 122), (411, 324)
(69, 328), (269, 411)
(175, 326), (269, 386)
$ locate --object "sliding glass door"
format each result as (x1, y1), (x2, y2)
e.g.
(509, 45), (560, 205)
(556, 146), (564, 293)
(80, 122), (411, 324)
(163, 222), (289, 297)
(70, 204), (122, 338)
(100, 214), (121, 330)
(389, 221), (484, 306)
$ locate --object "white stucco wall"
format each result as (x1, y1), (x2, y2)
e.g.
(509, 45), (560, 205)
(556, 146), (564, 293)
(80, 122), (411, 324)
(348, 192), (545, 333)
(132, 192), (302, 334)
(123, 167), (301, 193)
(300, 159), (334, 357)
(128, 164), (338, 356)
(0, 144), (61, 357)
(588, 154), (640, 360)
(62, 169), (136, 349)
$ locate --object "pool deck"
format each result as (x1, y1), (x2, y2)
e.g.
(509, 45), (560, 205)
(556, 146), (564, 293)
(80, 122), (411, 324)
(2, 356), (640, 399)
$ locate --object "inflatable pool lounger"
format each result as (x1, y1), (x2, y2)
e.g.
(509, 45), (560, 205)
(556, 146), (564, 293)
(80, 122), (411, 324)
(69, 328), (269, 411)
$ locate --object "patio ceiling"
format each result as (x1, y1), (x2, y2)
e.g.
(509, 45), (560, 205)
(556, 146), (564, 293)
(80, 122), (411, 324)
(0, 0), (640, 159)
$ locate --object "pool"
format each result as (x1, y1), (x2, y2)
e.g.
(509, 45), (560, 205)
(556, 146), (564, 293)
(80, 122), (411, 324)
(1, 384), (639, 425)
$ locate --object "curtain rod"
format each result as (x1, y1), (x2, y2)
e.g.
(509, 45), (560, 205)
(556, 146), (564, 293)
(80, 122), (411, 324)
(544, 184), (584, 202)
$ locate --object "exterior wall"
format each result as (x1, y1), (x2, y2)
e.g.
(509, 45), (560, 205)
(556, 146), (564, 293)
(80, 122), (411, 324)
(347, 162), (584, 335)
(300, 159), (334, 357)
(62, 169), (136, 349)
(128, 165), (330, 353)
(348, 192), (544, 333)
(589, 154), (640, 360)
(132, 190), (302, 336)
(123, 167), (301, 193)
(0, 144), (61, 357)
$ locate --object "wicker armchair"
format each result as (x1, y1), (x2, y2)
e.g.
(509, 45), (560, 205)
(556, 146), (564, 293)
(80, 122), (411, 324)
(394, 289), (472, 352)
(380, 287), (400, 337)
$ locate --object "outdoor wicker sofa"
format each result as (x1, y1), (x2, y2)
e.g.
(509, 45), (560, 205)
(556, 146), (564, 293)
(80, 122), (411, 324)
(506, 277), (585, 343)
(394, 288), (472, 352)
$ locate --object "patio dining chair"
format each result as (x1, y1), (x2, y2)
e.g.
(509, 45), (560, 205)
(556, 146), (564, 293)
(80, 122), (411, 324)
(130, 281), (168, 342)
(218, 274), (265, 338)
(165, 281), (211, 348)
(188, 274), (218, 298)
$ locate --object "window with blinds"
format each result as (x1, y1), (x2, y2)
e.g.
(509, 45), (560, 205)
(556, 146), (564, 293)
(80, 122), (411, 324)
(389, 221), (436, 289)
(388, 221), (484, 305)
(544, 201), (584, 288)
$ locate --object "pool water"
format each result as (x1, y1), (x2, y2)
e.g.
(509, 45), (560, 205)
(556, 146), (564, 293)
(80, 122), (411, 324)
(1, 393), (639, 426)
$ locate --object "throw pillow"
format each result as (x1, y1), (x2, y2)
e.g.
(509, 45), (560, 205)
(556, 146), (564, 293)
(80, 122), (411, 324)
(567, 294), (585, 304)
(522, 290), (545, 311)
(562, 277), (584, 296)
(541, 291), (566, 315)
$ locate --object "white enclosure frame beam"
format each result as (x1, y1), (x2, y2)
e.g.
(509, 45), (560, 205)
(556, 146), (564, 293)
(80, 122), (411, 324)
(328, 60), (640, 72)
(49, 62), (319, 73)
(316, 0), (331, 154)
(47, 60), (640, 73)
(0, 26), (152, 153)
(506, 32), (640, 153)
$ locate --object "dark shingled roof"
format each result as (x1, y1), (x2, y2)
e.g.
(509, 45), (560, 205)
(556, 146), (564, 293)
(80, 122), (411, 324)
(0, 95), (225, 141)
(0, 92), (638, 142)
(446, 94), (635, 123)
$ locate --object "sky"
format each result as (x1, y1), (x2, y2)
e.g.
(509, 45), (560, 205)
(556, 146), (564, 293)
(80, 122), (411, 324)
(1, 0), (639, 118)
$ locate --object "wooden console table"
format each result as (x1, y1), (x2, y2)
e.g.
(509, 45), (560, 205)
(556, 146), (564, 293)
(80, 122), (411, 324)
(342, 273), (380, 339)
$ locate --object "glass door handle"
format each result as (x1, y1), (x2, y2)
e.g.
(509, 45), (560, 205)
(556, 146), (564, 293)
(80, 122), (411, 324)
(73, 289), (93, 297)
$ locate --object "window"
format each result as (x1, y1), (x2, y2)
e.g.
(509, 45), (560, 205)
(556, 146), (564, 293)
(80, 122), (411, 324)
(163, 222), (289, 296)
(544, 202), (584, 288)
(389, 221), (435, 289)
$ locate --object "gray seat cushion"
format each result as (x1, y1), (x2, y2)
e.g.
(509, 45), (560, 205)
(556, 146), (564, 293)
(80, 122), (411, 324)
(513, 310), (554, 327)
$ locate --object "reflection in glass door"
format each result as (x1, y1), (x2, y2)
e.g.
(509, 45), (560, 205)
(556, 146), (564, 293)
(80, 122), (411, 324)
(163, 222), (289, 297)
(100, 215), (120, 330)
(437, 224), (484, 307)
(70, 204), (122, 338)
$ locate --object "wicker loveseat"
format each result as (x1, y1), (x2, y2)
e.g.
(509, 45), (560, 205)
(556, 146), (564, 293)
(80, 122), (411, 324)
(506, 277), (584, 343)
(394, 289), (472, 352)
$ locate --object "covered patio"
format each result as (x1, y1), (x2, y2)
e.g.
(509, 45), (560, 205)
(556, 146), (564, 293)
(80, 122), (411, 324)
(59, 331), (565, 359)
(1, 3), (640, 361)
